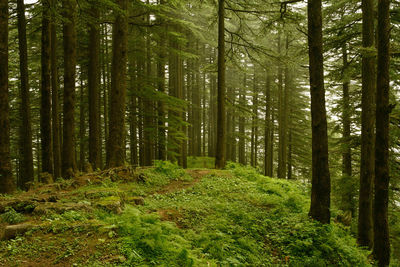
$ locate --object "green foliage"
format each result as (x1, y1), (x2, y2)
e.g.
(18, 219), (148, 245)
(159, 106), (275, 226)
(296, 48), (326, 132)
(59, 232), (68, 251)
(144, 163), (370, 266)
(154, 160), (186, 179)
(0, 208), (26, 224)
(46, 210), (89, 222)
(106, 206), (203, 266)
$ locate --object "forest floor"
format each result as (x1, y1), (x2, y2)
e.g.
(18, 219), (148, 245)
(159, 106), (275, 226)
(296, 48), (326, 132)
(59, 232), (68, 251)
(0, 161), (371, 266)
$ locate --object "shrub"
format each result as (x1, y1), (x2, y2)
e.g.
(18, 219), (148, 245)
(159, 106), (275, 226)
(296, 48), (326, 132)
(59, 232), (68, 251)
(1, 208), (26, 224)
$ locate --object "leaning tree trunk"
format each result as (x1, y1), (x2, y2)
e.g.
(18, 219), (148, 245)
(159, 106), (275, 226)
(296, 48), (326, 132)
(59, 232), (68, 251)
(307, 0), (331, 224)
(358, 0), (375, 249)
(373, 0), (391, 264)
(62, 0), (77, 177)
(16, 0), (34, 189)
(215, 0), (226, 169)
(0, 0), (15, 194)
(107, 0), (128, 168)
(41, 0), (53, 175)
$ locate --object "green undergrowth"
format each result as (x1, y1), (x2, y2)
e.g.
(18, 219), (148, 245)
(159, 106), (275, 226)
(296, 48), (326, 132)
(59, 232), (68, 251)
(0, 161), (372, 266)
(106, 163), (370, 266)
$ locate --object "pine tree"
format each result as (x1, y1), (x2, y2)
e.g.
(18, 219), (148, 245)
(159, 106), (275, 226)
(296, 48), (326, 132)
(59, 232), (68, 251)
(307, 0), (331, 224)
(107, 0), (128, 168)
(373, 0), (391, 263)
(358, 0), (375, 248)
(0, 0), (14, 194)
(215, 0), (226, 169)
(16, 0), (34, 189)
(41, 0), (53, 176)
(88, 4), (102, 170)
(62, 0), (77, 177)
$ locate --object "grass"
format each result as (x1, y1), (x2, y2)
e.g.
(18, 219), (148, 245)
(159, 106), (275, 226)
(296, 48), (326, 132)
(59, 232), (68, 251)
(0, 161), (371, 266)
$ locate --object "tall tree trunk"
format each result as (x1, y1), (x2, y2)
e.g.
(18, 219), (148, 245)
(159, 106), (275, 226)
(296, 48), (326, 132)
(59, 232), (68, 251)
(287, 109), (293, 179)
(144, 10), (154, 166)
(358, 0), (375, 248)
(62, 0), (77, 177)
(269, 93), (276, 177)
(307, 0), (331, 224)
(194, 42), (202, 157)
(277, 34), (286, 178)
(202, 71), (207, 156)
(102, 24), (109, 158)
(238, 73), (246, 165)
(16, 0), (34, 189)
(373, 0), (391, 264)
(181, 57), (187, 169)
(107, 0), (128, 168)
(251, 68), (258, 168)
(264, 71), (272, 176)
(341, 44), (354, 214)
(41, 0), (53, 175)
(129, 55), (138, 165)
(88, 5), (101, 170)
(138, 54), (145, 166)
(215, 0), (226, 169)
(51, 0), (61, 179)
(0, 0), (14, 194)
(283, 37), (290, 178)
(157, 20), (166, 161)
(79, 75), (85, 171)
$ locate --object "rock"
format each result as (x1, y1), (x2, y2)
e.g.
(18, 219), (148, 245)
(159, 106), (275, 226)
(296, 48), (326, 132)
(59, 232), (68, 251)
(85, 190), (120, 200)
(95, 197), (124, 214)
(126, 196), (144, 206)
(32, 202), (92, 215)
(0, 200), (36, 214)
(0, 223), (34, 240)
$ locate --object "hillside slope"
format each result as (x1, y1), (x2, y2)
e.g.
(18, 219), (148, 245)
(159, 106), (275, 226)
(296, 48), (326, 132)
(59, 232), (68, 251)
(0, 162), (370, 266)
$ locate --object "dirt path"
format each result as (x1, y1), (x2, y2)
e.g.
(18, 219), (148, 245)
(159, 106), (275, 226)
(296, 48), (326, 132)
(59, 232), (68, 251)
(154, 169), (211, 195)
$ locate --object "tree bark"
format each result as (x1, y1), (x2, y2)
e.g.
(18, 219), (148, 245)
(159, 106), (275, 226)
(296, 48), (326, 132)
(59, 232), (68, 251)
(16, 0), (34, 189)
(340, 44), (354, 214)
(238, 73), (246, 165)
(62, 0), (77, 177)
(358, 0), (375, 248)
(307, 0), (331, 224)
(215, 0), (226, 169)
(51, 0), (61, 179)
(251, 68), (258, 168)
(144, 9), (154, 166)
(0, 0), (14, 194)
(373, 0), (391, 264)
(79, 75), (85, 171)
(41, 0), (53, 175)
(129, 55), (138, 165)
(264, 71), (272, 176)
(157, 18), (166, 161)
(277, 34), (286, 178)
(107, 0), (128, 168)
(88, 5), (101, 170)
